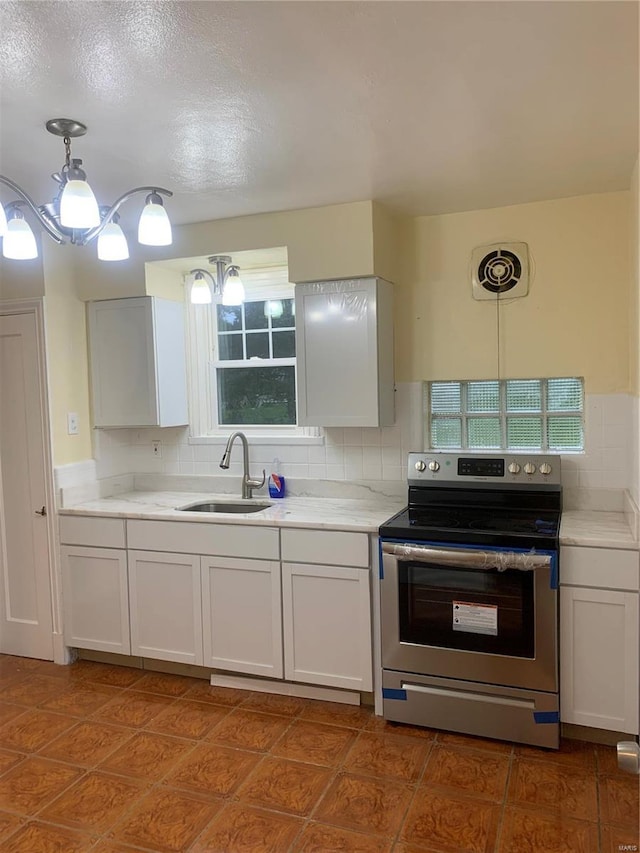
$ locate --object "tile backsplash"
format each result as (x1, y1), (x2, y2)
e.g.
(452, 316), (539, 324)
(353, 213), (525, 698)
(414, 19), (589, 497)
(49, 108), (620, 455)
(64, 386), (636, 509)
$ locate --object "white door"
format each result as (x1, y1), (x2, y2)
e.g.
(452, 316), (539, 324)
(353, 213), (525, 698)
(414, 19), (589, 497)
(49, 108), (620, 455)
(0, 310), (54, 659)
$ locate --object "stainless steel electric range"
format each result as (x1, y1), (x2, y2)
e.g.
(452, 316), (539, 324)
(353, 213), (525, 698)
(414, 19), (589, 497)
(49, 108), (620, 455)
(379, 452), (562, 749)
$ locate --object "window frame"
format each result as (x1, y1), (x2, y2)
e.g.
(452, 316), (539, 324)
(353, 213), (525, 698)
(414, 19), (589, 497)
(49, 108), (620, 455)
(426, 378), (584, 453)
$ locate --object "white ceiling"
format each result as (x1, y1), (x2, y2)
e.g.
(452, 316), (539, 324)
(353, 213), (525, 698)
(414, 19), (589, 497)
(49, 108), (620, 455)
(0, 1), (638, 230)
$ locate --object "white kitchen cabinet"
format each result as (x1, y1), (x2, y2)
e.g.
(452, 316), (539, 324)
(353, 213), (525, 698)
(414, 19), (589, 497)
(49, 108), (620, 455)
(560, 546), (639, 735)
(88, 296), (188, 428)
(128, 550), (203, 665)
(282, 562), (372, 691)
(295, 278), (394, 427)
(60, 546), (130, 655)
(201, 556), (283, 678)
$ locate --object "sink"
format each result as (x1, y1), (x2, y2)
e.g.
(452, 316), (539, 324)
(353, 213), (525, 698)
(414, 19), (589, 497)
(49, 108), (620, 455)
(177, 500), (272, 514)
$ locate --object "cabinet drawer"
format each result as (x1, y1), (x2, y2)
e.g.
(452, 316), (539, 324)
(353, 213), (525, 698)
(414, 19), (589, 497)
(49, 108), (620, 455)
(281, 528), (369, 568)
(127, 519), (279, 560)
(59, 515), (126, 549)
(560, 546), (639, 591)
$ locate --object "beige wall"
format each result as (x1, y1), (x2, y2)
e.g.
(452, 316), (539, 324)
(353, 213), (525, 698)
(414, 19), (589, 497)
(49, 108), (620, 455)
(397, 191), (632, 393)
(631, 157), (639, 397)
(41, 243), (92, 466)
(73, 201), (377, 301)
(0, 251), (45, 300)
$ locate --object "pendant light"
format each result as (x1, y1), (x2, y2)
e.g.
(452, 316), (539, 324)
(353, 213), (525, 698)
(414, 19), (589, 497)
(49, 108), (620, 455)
(186, 256), (245, 306)
(0, 118), (172, 261)
(2, 207), (38, 260)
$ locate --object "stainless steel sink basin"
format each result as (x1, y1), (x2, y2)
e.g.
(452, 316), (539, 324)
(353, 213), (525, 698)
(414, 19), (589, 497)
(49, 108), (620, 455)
(177, 501), (271, 514)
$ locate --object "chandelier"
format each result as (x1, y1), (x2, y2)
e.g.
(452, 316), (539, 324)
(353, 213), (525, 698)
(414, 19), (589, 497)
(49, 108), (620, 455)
(0, 118), (173, 261)
(186, 256), (246, 306)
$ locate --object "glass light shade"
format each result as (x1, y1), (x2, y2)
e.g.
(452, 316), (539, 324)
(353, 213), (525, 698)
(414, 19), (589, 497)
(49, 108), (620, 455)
(0, 201), (7, 237)
(138, 201), (172, 246)
(190, 275), (212, 304)
(3, 216), (38, 259)
(59, 179), (101, 228)
(97, 221), (129, 261)
(222, 270), (245, 306)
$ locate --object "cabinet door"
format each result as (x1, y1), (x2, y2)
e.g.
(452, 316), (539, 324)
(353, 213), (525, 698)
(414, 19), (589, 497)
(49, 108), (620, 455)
(282, 562), (372, 691)
(201, 556), (282, 678)
(560, 586), (639, 734)
(128, 550), (202, 665)
(61, 546), (130, 654)
(295, 278), (394, 427)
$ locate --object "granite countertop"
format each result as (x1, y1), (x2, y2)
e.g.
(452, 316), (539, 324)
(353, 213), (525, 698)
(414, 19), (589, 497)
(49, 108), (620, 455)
(59, 489), (639, 548)
(560, 510), (638, 550)
(58, 490), (406, 534)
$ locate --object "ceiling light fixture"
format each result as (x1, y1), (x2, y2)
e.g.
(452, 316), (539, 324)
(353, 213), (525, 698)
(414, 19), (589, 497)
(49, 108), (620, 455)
(186, 256), (246, 306)
(0, 118), (173, 262)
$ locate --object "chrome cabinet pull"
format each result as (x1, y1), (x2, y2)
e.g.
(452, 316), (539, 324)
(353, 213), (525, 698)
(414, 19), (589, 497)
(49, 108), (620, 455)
(35, 506), (46, 516)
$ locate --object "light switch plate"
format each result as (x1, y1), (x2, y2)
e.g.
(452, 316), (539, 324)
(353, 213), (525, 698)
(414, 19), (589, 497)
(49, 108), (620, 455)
(67, 412), (79, 435)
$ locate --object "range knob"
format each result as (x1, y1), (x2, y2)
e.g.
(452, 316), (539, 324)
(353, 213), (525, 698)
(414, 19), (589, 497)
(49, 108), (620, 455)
(523, 462), (536, 475)
(428, 460), (440, 472)
(414, 460), (427, 472)
(508, 462), (521, 475)
(539, 463), (552, 476)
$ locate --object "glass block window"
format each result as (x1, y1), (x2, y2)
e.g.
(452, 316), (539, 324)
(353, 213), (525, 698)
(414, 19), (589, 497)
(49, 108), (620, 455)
(427, 378), (584, 452)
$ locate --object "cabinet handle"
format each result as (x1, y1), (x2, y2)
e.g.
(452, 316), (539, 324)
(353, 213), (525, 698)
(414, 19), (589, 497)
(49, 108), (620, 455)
(35, 506), (47, 517)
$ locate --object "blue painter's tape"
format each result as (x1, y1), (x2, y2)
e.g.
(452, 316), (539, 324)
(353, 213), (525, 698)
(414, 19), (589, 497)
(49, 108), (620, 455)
(382, 687), (407, 701)
(378, 539), (384, 580)
(550, 553), (559, 590)
(533, 711), (559, 724)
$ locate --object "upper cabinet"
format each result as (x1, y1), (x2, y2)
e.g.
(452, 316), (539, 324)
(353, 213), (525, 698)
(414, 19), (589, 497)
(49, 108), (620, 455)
(295, 278), (394, 427)
(88, 296), (188, 428)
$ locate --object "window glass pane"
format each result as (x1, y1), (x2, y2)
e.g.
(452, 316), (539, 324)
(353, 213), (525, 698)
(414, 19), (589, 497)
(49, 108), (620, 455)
(246, 332), (269, 360)
(273, 330), (296, 358)
(244, 301), (268, 331)
(548, 416), (583, 450)
(507, 417), (542, 449)
(218, 334), (243, 361)
(506, 380), (541, 412)
(271, 299), (295, 329)
(431, 418), (462, 448)
(548, 378), (583, 411)
(217, 366), (296, 425)
(467, 381), (499, 412)
(217, 305), (242, 332)
(467, 417), (501, 448)
(431, 383), (461, 414)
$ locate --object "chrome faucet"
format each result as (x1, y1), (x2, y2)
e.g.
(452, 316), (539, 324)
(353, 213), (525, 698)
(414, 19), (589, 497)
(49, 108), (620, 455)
(219, 431), (266, 499)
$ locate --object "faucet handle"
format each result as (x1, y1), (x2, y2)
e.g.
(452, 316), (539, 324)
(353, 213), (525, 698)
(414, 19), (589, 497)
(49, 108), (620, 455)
(246, 469), (267, 489)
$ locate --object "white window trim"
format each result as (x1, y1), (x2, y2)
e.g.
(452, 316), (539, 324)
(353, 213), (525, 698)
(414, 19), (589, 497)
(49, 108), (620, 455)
(185, 281), (323, 445)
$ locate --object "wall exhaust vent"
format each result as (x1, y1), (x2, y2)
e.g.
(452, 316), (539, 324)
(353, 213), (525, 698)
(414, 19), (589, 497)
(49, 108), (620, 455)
(471, 242), (530, 300)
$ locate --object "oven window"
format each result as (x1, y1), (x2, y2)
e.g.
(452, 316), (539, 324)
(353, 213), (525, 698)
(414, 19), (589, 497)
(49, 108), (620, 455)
(398, 562), (535, 658)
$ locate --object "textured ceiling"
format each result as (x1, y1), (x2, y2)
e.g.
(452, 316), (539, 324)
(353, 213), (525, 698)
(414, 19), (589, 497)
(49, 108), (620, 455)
(0, 1), (638, 230)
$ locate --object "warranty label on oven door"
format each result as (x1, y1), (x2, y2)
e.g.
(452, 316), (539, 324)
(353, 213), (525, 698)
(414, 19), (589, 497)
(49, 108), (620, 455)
(452, 601), (498, 636)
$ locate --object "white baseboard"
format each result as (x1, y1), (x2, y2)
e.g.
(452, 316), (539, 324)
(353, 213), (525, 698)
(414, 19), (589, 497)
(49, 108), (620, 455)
(209, 673), (360, 705)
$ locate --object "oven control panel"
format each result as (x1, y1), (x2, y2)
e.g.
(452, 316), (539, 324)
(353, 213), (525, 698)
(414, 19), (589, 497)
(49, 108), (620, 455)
(408, 453), (562, 486)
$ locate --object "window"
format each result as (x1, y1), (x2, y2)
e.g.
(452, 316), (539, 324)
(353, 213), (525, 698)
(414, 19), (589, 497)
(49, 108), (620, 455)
(214, 299), (296, 426)
(427, 378), (584, 452)
(186, 260), (302, 435)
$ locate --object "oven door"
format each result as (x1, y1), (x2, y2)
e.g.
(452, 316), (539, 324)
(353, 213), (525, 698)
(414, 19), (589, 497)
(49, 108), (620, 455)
(380, 540), (558, 693)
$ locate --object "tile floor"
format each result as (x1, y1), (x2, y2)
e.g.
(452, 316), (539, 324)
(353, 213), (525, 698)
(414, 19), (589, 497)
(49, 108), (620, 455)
(0, 655), (637, 852)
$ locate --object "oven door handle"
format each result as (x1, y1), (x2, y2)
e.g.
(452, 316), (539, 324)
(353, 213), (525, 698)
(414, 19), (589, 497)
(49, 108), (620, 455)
(381, 541), (552, 572)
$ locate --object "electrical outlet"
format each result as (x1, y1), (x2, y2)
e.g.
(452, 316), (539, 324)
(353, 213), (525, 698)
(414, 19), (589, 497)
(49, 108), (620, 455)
(67, 412), (79, 435)
(152, 440), (162, 458)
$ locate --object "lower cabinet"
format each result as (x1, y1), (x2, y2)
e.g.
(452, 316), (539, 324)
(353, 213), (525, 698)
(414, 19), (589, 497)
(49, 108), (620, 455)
(60, 517), (374, 693)
(128, 550), (203, 666)
(560, 544), (639, 735)
(60, 545), (130, 655)
(201, 556), (283, 678)
(282, 562), (372, 691)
